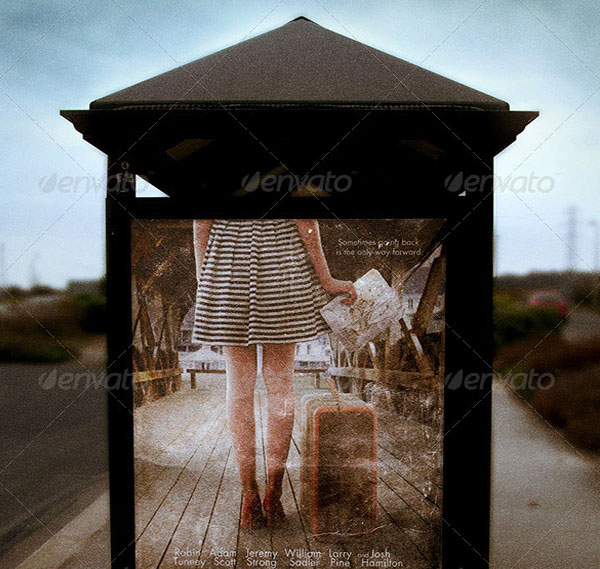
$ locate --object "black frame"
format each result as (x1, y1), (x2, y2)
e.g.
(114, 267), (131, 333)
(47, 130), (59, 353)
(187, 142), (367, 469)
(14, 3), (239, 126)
(105, 151), (495, 569)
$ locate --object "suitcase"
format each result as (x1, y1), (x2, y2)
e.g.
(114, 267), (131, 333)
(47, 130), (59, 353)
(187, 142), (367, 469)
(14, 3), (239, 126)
(300, 388), (377, 539)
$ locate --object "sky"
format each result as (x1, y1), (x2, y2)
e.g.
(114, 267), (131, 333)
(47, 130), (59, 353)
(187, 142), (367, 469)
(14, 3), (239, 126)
(0, 0), (599, 287)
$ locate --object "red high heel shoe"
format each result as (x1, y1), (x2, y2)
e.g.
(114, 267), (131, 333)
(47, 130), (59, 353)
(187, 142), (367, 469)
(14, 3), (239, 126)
(263, 490), (285, 528)
(240, 491), (265, 531)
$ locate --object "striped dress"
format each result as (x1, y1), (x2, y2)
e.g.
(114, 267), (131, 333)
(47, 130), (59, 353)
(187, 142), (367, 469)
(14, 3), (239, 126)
(192, 219), (331, 346)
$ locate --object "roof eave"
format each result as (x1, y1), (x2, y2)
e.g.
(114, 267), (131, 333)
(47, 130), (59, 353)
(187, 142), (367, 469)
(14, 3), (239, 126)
(88, 99), (510, 112)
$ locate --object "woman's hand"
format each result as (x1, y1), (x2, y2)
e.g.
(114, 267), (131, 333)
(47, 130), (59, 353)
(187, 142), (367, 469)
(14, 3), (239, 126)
(323, 278), (357, 306)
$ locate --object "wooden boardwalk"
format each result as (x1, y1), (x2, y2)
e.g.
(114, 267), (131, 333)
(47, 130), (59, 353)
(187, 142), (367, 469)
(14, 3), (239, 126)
(134, 374), (442, 569)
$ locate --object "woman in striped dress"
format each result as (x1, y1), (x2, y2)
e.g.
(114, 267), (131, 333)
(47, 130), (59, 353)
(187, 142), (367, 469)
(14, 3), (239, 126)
(193, 219), (356, 530)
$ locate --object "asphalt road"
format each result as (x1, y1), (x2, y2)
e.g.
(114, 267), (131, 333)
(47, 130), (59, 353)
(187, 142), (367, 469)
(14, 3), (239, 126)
(490, 309), (600, 567)
(0, 347), (109, 568)
(491, 380), (600, 568)
(562, 307), (600, 343)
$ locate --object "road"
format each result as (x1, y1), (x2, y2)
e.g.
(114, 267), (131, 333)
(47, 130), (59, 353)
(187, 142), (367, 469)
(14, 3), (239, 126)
(491, 308), (600, 567)
(491, 380), (600, 568)
(0, 341), (109, 568)
(562, 307), (600, 343)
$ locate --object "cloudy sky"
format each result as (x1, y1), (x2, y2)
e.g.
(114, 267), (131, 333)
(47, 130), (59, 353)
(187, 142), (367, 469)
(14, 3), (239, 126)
(1, 0), (599, 287)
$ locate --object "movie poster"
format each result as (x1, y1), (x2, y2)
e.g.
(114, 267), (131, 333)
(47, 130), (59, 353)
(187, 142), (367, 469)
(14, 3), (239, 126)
(130, 219), (445, 569)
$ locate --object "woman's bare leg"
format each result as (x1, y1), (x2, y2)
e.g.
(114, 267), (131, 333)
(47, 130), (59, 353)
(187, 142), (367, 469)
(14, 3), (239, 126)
(262, 343), (296, 503)
(223, 345), (258, 494)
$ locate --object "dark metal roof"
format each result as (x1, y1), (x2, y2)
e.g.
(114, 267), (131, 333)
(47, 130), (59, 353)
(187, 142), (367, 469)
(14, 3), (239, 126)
(91, 17), (508, 111)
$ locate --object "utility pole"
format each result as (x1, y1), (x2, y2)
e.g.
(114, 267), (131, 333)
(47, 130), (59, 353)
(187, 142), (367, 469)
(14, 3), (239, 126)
(590, 219), (599, 271)
(29, 251), (40, 288)
(0, 242), (5, 288)
(566, 206), (578, 271)
(493, 231), (499, 277)
(590, 219), (600, 309)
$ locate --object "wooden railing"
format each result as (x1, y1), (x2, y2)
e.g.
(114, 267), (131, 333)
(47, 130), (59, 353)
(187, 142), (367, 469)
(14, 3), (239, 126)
(328, 251), (445, 402)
